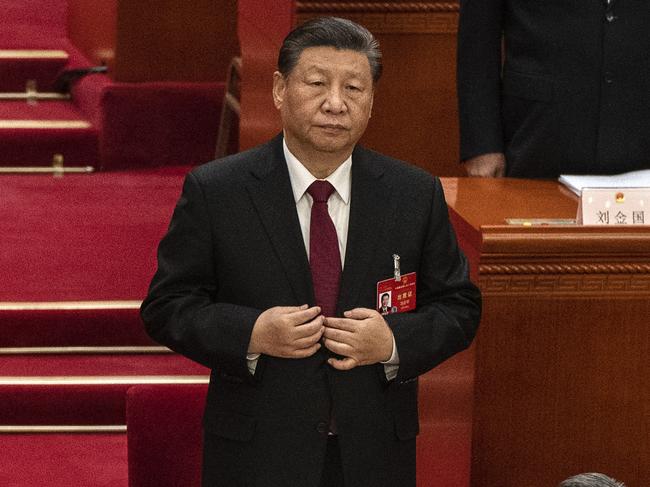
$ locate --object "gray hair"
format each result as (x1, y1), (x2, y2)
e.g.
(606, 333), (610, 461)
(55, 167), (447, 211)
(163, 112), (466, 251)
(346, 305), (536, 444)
(559, 473), (626, 487)
(278, 17), (382, 83)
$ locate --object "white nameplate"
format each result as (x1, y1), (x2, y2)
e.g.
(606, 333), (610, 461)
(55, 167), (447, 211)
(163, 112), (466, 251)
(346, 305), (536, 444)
(578, 188), (650, 225)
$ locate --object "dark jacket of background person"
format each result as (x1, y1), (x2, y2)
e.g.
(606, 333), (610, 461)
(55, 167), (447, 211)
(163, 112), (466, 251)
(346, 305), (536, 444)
(457, 0), (650, 178)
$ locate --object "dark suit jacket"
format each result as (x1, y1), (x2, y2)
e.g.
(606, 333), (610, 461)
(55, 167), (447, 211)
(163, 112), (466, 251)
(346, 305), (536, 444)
(457, 0), (650, 178)
(141, 135), (481, 487)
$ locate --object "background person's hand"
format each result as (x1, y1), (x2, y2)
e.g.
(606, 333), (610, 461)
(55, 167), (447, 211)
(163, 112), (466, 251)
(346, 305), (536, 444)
(462, 152), (506, 177)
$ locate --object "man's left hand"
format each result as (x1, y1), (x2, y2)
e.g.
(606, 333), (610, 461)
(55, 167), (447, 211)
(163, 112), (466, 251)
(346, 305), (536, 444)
(323, 308), (394, 370)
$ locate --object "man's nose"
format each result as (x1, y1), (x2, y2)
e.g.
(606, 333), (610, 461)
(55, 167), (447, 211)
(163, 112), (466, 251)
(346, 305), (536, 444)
(322, 86), (347, 113)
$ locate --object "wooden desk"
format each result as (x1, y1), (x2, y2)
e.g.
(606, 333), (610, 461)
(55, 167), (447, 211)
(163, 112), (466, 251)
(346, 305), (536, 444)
(441, 178), (650, 487)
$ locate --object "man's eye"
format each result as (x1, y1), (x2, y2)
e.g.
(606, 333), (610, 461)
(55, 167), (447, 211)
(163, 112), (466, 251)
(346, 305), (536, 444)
(346, 85), (361, 92)
(309, 81), (324, 86)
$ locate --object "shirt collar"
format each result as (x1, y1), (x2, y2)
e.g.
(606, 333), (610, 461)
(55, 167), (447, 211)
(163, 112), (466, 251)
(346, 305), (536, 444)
(283, 138), (352, 205)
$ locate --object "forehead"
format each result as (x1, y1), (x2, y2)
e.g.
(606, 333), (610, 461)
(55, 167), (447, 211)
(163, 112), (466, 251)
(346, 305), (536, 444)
(293, 46), (372, 79)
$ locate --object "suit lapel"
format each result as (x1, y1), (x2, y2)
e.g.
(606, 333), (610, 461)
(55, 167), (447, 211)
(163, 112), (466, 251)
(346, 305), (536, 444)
(246, 136), (314, 305)
(337, 147), (396, 314)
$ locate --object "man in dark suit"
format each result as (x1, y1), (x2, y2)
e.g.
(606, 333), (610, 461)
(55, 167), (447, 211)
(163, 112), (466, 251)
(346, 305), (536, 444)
(142, 17), (481, 487)
(457, 0), (650, 179)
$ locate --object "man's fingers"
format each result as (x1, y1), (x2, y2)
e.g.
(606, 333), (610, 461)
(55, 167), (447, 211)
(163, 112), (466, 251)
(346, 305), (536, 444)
(287, 306), (321, 324)
(292, 315), (324, 339)
(342, 308), (374, 320)
(293, 327), (324, 349)
(322, 326), (354, 344)
(290, 342), (321, 359)
(328, 357), (358, 371)
(272, 304), (310, 314)
(324, 317), (358, 332)
(322, 338), (354, 357)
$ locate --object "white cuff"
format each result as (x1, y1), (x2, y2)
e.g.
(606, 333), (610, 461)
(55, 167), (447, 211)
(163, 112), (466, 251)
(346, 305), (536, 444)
(380, 335), (399, 380)
(246, 353), (260, 375)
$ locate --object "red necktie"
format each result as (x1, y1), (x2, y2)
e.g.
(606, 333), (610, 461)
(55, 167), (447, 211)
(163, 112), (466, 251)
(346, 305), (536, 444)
(307, 181), (341, 317)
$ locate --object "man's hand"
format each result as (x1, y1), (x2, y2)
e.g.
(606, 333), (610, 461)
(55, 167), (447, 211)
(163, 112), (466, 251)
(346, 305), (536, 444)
(248, 305), (324, 359)
(322, 308), (394, 371)
(463, 152), (506, 177)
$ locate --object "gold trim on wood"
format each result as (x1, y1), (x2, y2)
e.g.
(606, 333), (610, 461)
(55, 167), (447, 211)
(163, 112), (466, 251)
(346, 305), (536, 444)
(0, 49), (69, 59)
(0, 301), (141, 311)
(0, 425), (126, 434)
(297, 10), (458, 34)
(0, 346), (172, 355)
(296, 2), (459, 13)
(0, 376), (209, 385)
(0, 120), (91, 129)
(480, 263), (650, 275)
(479, 274), (650, 296)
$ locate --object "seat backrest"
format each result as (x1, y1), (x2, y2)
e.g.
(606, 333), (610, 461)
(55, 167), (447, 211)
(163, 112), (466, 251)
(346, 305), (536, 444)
(126, 384), (208, 487)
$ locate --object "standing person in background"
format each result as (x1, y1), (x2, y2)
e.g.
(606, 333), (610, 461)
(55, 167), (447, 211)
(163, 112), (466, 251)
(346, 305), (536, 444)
(142, 16), (481, 487)
(457, 1), (650, 179)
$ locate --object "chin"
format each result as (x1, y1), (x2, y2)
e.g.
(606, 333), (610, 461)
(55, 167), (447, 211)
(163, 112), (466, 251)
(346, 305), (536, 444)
(311, 136), (351, 153)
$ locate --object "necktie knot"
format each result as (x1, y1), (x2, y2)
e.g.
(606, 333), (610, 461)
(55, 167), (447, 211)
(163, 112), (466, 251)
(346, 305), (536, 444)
(307, 180), (335, 203)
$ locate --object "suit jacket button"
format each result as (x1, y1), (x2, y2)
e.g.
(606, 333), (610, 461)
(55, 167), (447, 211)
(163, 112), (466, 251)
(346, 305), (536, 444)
(316, 422), (328, 434)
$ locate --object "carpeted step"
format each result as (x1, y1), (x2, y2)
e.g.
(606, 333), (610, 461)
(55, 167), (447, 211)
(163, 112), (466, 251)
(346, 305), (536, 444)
(0, 302), (154, 348)
(0, 170), (188, 347)
(0, 433), (128, 487)
(0, 100), (98, 167)
(0, 353), (209, 425)
(0, 49), (69, 92)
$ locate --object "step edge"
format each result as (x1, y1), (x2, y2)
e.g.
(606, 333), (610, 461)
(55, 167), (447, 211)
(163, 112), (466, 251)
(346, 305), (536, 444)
(0, 50), (69, 59)
(0, 425), (126, 434)
(0, 376), (210, 385)
(0, 300), (142, 310)
(0, 346), (172, 355)
(0, 120), (92, 129)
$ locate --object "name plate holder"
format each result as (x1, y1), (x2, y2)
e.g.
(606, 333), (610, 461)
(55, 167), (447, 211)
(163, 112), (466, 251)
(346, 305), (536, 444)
(577, 188), (650, 225)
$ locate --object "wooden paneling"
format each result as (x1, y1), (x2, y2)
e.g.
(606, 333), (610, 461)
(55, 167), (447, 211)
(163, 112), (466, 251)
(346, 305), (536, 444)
(114, 0), (239, 82)
(442, 177), (650, 487)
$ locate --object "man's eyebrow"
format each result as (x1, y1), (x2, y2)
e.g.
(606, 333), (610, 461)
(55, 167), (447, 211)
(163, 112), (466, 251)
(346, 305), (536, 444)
(302, 64), (368, 79)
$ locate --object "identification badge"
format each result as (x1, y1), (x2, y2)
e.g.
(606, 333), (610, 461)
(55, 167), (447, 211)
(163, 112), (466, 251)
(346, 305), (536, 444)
(376, 272), (417, 315)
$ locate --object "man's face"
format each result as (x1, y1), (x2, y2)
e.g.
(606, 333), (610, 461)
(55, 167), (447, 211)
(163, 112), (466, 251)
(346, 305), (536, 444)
(273, 46), (374, 164)
(381, 295), (389, 307)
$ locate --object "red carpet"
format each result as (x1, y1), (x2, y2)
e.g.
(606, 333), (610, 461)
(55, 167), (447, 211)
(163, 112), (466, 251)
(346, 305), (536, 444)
(1, 169), (187, 302)
(0, 307), (154, 347)
(0, 433), (128, 487)
(1, 353), (208, 376)
(1, 170), (189, 347)
(0, 353), (209, 425)
(0, 100), (98, 167)
(0, 54), (69, 92)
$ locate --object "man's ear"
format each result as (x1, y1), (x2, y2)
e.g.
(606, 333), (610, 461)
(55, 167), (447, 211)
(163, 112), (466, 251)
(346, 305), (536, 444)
(272, 71), (286, 109)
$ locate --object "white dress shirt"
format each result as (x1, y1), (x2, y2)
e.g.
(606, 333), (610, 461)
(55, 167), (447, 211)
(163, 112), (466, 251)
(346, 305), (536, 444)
(247, 138), (399, 379)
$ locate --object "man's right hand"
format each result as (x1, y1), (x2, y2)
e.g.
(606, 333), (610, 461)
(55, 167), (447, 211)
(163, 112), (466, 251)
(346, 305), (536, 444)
(462, 152), (506, 177)
(248, 305), (324, 359)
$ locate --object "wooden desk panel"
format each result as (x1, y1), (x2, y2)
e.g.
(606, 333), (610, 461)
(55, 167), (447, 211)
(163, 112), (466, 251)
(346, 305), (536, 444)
(441, 178), (650, 487)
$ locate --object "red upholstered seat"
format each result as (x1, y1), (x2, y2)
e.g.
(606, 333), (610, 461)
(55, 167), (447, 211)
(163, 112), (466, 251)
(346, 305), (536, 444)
(126, 384), (208, 487)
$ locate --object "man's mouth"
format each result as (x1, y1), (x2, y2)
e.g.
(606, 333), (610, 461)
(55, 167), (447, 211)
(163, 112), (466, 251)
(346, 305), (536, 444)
(318, 124), (348, 131)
